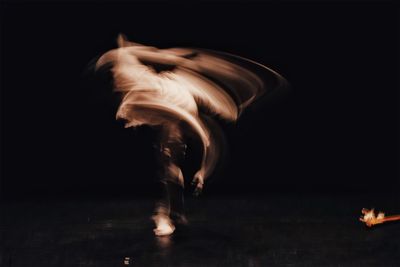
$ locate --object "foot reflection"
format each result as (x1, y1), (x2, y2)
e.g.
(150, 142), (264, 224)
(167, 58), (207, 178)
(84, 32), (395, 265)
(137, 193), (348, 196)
(155, 234), (173, 250)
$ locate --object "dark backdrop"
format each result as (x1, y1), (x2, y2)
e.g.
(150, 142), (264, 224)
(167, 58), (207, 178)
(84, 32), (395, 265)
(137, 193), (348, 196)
(1, 2), (399, 198)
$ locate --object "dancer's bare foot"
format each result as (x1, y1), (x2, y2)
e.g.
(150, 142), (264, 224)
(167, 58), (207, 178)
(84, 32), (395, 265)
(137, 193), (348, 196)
(153, 215), (176, 236)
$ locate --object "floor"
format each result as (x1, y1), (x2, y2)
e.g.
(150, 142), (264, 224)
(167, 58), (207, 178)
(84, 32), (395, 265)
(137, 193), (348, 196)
(1, 193), (400, 266)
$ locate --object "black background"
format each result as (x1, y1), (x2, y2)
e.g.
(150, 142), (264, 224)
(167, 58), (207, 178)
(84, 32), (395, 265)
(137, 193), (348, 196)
(1, 2), (399, 199)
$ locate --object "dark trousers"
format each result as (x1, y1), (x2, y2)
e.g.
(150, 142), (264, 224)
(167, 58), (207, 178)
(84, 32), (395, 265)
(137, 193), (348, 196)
(155, 141), (187, 221)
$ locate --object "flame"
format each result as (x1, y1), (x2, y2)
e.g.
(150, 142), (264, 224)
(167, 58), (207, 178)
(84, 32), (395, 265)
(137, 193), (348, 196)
(95, 34), (286, 182)
(360, 208), (400, 227)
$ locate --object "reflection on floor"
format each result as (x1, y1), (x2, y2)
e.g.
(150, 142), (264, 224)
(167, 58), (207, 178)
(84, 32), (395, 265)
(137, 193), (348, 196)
(2, 193), (400, 266)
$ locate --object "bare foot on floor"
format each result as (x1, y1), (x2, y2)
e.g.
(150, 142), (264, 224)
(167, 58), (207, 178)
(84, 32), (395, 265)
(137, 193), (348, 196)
(153, 215), (176, 236)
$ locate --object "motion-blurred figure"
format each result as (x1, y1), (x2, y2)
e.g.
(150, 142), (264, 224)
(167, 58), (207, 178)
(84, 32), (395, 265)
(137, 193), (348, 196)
(95, 34), (285, 235)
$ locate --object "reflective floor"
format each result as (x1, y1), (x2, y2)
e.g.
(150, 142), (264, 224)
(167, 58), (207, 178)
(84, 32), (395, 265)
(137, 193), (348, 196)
(2, 193), (400, 266)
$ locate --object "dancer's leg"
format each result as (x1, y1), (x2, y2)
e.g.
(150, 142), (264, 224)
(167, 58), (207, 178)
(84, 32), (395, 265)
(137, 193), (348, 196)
(153, 141), (186, 236)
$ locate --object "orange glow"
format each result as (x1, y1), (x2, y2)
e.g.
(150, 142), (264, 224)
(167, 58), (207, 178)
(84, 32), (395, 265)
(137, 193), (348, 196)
(96, 34), (286, 186)
(360, 208), (400, 227)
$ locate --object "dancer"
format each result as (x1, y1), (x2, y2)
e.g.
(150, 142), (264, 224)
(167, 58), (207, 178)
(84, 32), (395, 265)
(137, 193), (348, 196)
(95, 34), (285, 235)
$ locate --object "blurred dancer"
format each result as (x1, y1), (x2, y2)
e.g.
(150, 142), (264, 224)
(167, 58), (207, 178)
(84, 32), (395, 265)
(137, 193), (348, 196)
(95, 34), (285, 235)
